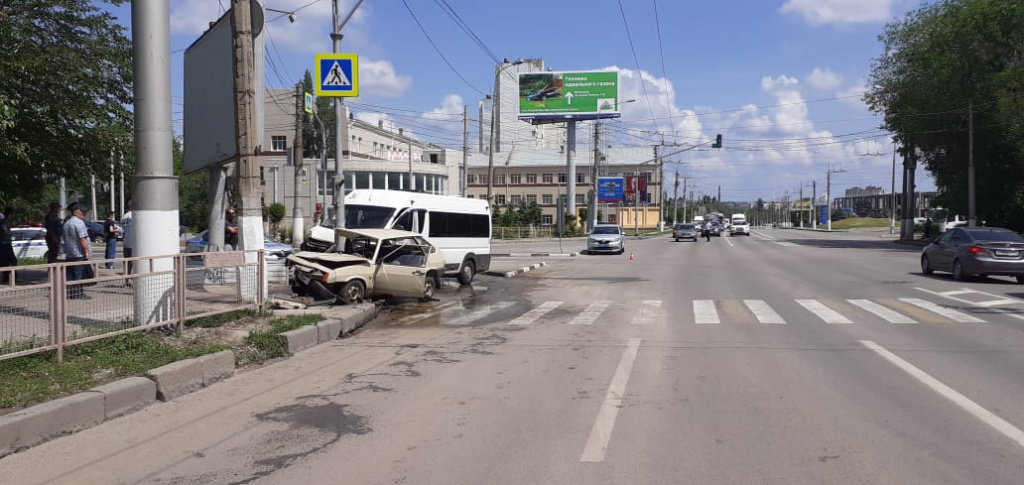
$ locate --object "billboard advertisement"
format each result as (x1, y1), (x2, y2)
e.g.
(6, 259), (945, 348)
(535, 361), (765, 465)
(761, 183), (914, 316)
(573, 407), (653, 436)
(625, 175), (648, 203)
(518, 71), (620, 122)
(598, 177), (624, 202)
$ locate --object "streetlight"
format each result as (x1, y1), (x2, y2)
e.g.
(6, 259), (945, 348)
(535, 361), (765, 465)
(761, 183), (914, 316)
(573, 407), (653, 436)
(265, 7), (297, 23)
(486, 58), (524, 206)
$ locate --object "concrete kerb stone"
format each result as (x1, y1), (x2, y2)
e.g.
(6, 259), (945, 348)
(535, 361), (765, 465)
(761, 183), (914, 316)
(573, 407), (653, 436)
(0, 391), (105, 458)
(339, 303), (377, 336)
(492, 252), (579, 257)
(281, 325), (319, 354)
(89, 377), (157, 420)
(485, 261), (547, 278)
(146, 357), (205, 402)
(316, 319), (343, 343)
(201, 350), (235, 386)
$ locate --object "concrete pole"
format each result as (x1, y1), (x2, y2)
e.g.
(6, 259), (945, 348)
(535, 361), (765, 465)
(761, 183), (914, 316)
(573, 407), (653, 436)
(90, 174), (97, 220)
(462, 104), (468, 196)
(207, 166), (227, 250)
(408, 133), (414, 192)
(131, 0), (179, 324)
(119, 164), (125, 218)
(682, 177), (688, 223)
(486, 96), (497, 205)
(59, 177), (67, 218)
(673, 170), (679, 225)
(590, 122), (600, 230)
(826, 171), (832, 231)
(812, 180), (817, 230)
(110, 161), (116, 216)
(231, 0), (263, 256)
(890, 142), (896, 235)
(291, 82), (305, 248)
(331, 0), (361, 248)
(968, 104), (976, 226)
(633, 170), (639, 236)
(566, 120), (577, 229)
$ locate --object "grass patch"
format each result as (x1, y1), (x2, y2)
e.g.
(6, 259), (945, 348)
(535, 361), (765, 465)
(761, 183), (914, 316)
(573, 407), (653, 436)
(238, 314), (325, 366)
(17, 258), (47, 266)
(830, 218), (900, 229)
(186, 308), (263, 328)
(0, 332), (228, 411)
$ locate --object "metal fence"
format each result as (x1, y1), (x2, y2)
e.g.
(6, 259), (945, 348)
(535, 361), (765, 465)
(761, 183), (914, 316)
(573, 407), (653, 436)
(0, 250), (268, 363)
(492, 226), (556, 239)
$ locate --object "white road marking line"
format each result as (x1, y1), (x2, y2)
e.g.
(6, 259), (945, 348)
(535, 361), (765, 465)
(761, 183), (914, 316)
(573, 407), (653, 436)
(693, 300), (720, 324)
(580, 338), (642, 462)
(796, 299), (853, 324)
(940, 290), (976, 297)
(443, 301), (514, 326)
(847, 299), (917, 324)
(743, 299), (786, 324)
(630, 300), (662, 325)
(507, 300), (563, 325)
(860, 340), (1024, 449)
(898, 298), (986, 323)
(397, 301), (458, 324)
(974, 299), (1020, 307)
(915, 287), (1024, 321)
(725, 237), (735, 247)
(569, 300), (612, 325)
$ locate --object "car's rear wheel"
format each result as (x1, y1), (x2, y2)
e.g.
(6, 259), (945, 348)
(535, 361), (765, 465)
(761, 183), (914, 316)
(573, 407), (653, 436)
(920, 255), (934, 275)
(675, 238), (679, 242)
(338, 280), (365, 304)
(952, 259), (969, 281)
(420, 275), (436, 302)
(457, 260), (475, 285)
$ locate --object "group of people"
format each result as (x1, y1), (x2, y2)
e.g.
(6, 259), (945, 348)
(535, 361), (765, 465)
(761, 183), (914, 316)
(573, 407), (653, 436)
(0, 201), (134, 298)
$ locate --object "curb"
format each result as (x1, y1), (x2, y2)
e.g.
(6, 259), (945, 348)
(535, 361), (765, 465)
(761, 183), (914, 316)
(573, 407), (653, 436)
(485, 262), (547, 278)
(492, 252), (578, 257)
(0, 304), (379, 458)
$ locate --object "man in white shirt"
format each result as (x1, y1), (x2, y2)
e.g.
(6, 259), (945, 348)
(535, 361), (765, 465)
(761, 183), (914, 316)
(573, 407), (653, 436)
(121, 203), (133, 275)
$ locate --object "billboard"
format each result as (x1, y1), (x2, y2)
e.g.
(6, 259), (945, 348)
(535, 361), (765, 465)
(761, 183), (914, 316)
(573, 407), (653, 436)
(518, 71), (620, 122)
(598, 177), (624, 202)
(625, 175), (648, 203)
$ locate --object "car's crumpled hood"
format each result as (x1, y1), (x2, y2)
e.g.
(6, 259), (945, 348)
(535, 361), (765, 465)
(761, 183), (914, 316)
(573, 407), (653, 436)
(287, 252), (371, 273)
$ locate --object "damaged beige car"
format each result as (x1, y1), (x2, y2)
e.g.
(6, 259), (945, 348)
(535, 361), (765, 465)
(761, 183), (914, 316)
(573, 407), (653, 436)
(286, 228), (446, 304)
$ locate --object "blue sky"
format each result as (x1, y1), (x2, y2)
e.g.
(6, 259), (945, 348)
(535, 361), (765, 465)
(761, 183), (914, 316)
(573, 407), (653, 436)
(102, 0), (937, 203)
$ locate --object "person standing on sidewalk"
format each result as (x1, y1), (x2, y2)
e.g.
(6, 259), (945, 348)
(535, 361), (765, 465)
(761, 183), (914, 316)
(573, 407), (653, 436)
(62, 203), (92, 299)
(103, 211), (117, 269)
(121, 203), (133, 275)
(225, 208), (239, 250)
(45, 202), (62, 264)
(0, 207), (16, 284)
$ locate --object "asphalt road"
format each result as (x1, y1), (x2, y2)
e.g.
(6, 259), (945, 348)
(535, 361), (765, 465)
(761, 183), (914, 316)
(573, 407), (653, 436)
(3, 228), (1024, 484)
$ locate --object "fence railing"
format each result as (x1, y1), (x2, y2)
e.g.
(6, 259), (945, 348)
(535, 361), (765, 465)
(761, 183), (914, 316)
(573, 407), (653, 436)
(0, 250), (268, 363)
(491, 226), (560, 239)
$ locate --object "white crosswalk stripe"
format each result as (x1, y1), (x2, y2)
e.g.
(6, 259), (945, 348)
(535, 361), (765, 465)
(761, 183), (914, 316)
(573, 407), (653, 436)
(507, 301), (563, 325)
(743, 299), (786, 324)
(847, 299), (917, 324)
(631, 300), (662, 325)
(796, 299), (852, 324)
(443, 301), (515, 326)
(898, 298), (986, 323)
(569, 300), (612, 325)
(693, 300), (720, 324)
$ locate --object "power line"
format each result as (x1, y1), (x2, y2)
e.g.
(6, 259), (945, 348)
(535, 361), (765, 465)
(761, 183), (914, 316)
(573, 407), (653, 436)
(652, 0), (670, 118)
(432, 0), (500, 64)
(617, 0), (660, 134)
(398, 0), (487, 96)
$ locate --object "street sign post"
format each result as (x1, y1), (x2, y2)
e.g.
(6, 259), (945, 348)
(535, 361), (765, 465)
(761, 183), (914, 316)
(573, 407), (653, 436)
(314, 53), (359, 97)
(518, 71), (619, 122)
(304, 92), (313, 113)
(598, 177), (625, 202)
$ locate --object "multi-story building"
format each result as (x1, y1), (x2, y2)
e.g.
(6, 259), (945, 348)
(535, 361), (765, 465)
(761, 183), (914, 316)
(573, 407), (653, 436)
(480, 58), (565, 154)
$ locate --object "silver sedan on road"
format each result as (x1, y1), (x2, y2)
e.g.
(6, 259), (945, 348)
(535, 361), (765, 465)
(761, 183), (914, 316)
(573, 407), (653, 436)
(921, 227), (1024, 282)
(587, 224), (626, 254)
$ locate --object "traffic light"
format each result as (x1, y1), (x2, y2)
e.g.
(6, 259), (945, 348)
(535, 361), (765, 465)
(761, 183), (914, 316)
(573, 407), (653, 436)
(711, 134), (722, 149)
(315, 203), (322, 215)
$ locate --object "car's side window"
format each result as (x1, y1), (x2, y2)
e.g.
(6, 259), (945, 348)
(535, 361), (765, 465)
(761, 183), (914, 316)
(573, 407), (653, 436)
(380, 241), (426, 267)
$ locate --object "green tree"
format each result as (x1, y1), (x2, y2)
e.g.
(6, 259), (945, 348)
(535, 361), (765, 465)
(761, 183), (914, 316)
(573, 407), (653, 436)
(174, 138), (210, 231)
(267, 202), (286, 230)
(0, 0), (133, 198)
(865, 0), (1024, 228)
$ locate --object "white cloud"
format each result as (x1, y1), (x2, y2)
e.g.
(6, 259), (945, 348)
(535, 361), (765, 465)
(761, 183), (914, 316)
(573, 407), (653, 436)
(358, 58), (412, 97)
(806, 68), (843, 90)
(760, 75), (799, 91)
(780, 0), (897, 26)
(169, 0), (223, 36)
(423, 94), (464, 121)
(837, 80), (868, 107)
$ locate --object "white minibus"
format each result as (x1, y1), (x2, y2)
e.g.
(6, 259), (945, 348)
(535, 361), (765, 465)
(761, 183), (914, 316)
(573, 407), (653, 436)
(305, 190), (491, 284)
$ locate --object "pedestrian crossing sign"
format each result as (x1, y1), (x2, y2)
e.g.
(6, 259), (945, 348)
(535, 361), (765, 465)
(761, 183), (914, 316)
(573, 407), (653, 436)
(314, 53), (358, 97)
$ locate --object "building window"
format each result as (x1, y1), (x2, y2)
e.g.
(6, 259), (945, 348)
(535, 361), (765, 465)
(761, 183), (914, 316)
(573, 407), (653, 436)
(526, 173), (537, 184)
(495, 174), (506, 185)
(542, 214), (553, 225)
(479, 174), (489, 185)
(576, 172), (585, 184)
(526, 194), (537, 205)
(542, 194), (553, 205)
(496, 194), (506, 205)
(511, 194), (522, 206)
(510, 173), (521, 185)
(467, 174), (477, 185)
(430, 153), (439, 164)
(643, 172), (652, 181)
(271, 136), (286, 152)
(542, 173), (553, 184)
(575, 194), (585, 205)
(558, 173), (567, 183)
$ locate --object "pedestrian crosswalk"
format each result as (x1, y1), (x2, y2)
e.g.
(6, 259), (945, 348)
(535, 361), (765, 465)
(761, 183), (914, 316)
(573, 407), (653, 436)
(402, 295), (1014, 328)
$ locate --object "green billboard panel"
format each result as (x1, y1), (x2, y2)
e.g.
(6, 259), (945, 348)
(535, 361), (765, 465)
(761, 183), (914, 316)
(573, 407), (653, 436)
(518, 71), (620, 122)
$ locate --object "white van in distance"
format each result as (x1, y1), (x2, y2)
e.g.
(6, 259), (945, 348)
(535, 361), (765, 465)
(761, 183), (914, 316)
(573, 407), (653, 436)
(731, 213), (747, 225)
(306, 190), (491, 284)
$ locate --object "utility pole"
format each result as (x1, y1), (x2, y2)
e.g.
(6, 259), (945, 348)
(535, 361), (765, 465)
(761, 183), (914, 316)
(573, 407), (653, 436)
(110, 160), (115, 217)
(673, 170), (679, 225)
(890, 140), (897, 235)
(682, 176), (688, 223)
(90, 174), (97, 219)
(968, 103), (976, 226)
(567, 120), (577, 229)
(900, 143), (917, 241)
(591, 122), (600, 230)
(407, 133), (415, 192)
(232, 0), (262, 259)
(827, 165), (845, 231)
(799, 184), (803, 228)
(462, 104), (468, 196)
(292, 82), (304, 248)
(331, 0), (362, 249)
(131, 0), (179, 323)
(812, 180), (817, 230)
(633, 170), (639, 236)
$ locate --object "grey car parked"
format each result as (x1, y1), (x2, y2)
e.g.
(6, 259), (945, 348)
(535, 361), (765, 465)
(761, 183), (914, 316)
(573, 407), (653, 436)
(921, 227), (1024, 283)
(673, 223), (698, 241)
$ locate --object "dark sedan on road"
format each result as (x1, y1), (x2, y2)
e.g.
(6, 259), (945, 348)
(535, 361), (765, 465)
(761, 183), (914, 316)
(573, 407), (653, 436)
(921, 227), (1024, 283)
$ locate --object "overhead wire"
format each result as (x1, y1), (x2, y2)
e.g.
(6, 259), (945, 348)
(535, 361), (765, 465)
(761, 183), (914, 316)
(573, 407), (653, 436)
(398, 0), (487, 96)
(617, 0), (660, 134)
(432, 0), (501, 64)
